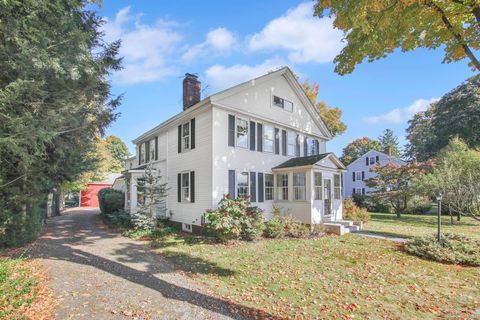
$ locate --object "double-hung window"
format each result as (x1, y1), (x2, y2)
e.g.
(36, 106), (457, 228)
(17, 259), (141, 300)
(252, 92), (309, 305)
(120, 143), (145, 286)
(293, 173), (306, 201)
(277, 173), (289, 200)
(149, 139), (155, 161)
(354, 188), (362, 195)
(236, 118), (248, 148)
(182, 122), (190, 152)
(237, 171), (249, 198)
(355, 171), (362, 181)
(308, 138), (316, 155)
(263, 125), (274, 153)
(181, 172), (190, 202)
(369, 156), (375, 165)
(287, 131), (296, 156)
(314, 172), (322, 200)
(264, 174), (274, 200)
(334, 174), (341, 199)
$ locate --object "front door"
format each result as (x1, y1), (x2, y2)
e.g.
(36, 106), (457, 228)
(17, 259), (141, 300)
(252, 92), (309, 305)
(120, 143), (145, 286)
(324, 179), (332, 216)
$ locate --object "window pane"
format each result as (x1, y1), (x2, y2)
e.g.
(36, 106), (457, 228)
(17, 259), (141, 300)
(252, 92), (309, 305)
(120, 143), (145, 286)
(356, 172), (362, 180)
(182, 173), (189, 187)
(369, 157), (375, 165)
(287, 132), (296, 156)
(237, 171), (249, 197)
(265, 174), (274, 187)
(283, 100), (293, 112)
(182, 123), (190, 137)
(263, 125), (274, 152)
(314, 172), (322, 186)
(273, 95), (283, 108)
(293, 173), (306, 187)
(334, 174), (340, 187)
(236, 118), (248, 148)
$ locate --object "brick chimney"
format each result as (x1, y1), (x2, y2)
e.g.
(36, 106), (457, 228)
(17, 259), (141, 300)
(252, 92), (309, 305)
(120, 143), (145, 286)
(384, 146), (392, 156)
(183, 73), (201, 110)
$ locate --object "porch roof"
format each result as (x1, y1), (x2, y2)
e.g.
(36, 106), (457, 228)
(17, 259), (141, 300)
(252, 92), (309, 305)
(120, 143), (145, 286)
(272, 153), (346, 170)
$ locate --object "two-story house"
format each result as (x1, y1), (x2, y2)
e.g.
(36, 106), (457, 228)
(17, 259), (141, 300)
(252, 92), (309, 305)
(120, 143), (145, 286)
(343, 149), (406, 198)
(117, 67), (348, 232)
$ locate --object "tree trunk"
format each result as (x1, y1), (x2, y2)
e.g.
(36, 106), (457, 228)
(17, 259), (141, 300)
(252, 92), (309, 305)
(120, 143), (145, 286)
(457, 211), (461, 221)
(449, 205), (453, 225)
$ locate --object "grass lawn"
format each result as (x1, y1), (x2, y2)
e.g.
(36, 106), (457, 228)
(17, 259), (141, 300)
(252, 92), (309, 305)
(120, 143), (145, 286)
(0, 253), (54, 319)
(363, 212), (480, 240)
(148, 232), (480, 319)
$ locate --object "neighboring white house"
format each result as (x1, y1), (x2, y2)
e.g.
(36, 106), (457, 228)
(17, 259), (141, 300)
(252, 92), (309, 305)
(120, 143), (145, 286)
(114, 67), (348, 232)
(343, 149), (406, 198)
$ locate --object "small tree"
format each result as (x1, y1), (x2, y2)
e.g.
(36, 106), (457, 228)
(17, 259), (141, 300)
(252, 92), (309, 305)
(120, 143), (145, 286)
(133, 164), (168, 230)
(415, 138), (480, 221)
(378, 129), (401, 158)
(366, 161), (431, 217)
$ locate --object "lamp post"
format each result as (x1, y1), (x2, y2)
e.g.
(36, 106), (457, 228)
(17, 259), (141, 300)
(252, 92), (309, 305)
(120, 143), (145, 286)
(436, 193), (443, 245)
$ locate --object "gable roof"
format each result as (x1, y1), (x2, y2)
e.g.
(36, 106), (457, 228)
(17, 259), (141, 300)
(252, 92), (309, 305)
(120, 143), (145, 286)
(346, 149), (407, 168)
(133, 66), (333, 144)
(273, 153), (346, 170)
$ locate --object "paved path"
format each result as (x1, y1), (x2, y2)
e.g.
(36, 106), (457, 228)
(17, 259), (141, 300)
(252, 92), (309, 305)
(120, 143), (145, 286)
(27, 208), (254, 320)
(353, 231), (408, 243)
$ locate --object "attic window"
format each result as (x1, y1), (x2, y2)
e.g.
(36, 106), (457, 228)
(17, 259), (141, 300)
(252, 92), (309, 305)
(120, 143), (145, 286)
(273, 95), (293, 112)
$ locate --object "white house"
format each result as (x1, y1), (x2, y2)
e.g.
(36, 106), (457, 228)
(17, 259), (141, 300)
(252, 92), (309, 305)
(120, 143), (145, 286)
(343, 149), (406, 198)
(116, 67), (349, 233)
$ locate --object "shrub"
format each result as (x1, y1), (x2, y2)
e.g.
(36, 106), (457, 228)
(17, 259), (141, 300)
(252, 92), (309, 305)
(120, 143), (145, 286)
(204, 195), (265, 242)
(343, 198), (370, 223)
(104, 210), (132, 228)
(283, 216), (310, 238)
(131, 213), (157, 231)
(264, 217), (286, 238)
(408, 197), (433, 214)
(98, 188), (124, 215)
(405, 233), (480, 266)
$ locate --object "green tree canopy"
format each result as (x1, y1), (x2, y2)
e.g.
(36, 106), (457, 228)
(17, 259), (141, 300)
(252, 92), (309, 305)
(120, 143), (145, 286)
(341, 137), (382, 165)
(378, 129), (401, 158)
(314, 0), (480, 74)
(406, 74), (480, 161)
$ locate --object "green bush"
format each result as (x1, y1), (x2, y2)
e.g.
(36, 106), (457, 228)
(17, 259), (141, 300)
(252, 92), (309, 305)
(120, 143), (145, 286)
(283, 216), (310, 238)
(98, 188), (124, 215)
(343, 198), (370, 223)
(264, 217), (286, 238)
(408, 197), (433, 214)
(405, 233), (480, 266)
(204, 195), (265, 242)
(104, 210), (132, 228)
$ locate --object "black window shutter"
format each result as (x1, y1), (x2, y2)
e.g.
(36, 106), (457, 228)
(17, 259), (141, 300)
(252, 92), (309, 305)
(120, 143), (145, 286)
(274, 128), (280, 155)
(145, 142), (150, 163)
(303, 137), (308, 156)
(315, 140), (319, 155)
(177, 173), (181, 202)
(178, 125), (182, 153)
(190, 118), (195, 149)
(249, 121), (256, 151)
(376, 155), (379, 163)
(282, 130), (287, 156)
(362, 188), (365, 195)
(353, 188), (355, 194)
(138, 144), (142, 165)
(362, 171), (365, 180)
(352, 172), (355, 181)
(258, 173), (264, 202)
(296, 134), (300, 156)
(250, 172), (256, 202)
(228, 115), (235, 147)
(366, 157), (369, 165)
(257, 123), (263, 152)
(190, 171), (195, 203)
(228, 170), (236, 197)
(154, 137), (158, 160)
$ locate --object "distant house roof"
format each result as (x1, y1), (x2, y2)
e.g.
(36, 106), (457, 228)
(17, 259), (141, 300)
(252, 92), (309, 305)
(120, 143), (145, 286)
(273, 153), (346, 170)
(91, 173), (123, 185)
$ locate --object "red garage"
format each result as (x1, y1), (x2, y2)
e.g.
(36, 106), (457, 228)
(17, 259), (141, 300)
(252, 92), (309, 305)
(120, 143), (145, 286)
(80, 173), (122, 207)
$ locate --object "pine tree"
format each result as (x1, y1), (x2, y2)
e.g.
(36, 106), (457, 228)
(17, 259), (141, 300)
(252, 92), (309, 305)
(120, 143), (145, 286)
(378, 129), (401, 157)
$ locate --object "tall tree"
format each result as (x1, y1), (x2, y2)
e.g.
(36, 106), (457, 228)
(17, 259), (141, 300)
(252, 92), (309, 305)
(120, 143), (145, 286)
(341, 137), (382, 165)
(0, 0), (121, 246)
(405, 74), (480, 160)
(105, 135), (130, 167)
(314, 0), (480, 74)
(302, 81), (347, 137)
(378, 129), (401, 157)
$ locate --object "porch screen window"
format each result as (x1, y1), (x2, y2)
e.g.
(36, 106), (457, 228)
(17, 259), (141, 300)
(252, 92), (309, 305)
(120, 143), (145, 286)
(314, 172), (322, 200)
(334, 174), (341, 199)
(149, 140), (155, 161)
(287, 132), (296, 156)
(277, 173), (289, 200)
(181, 172), (190, 202)
(182, 122), (190, 152)
(237, 171), (249, 198)
(293, 173), (306, 201)
(236, 118), (248, 148)
(264, 174), (274, 200)
(263, 125), (274, 153)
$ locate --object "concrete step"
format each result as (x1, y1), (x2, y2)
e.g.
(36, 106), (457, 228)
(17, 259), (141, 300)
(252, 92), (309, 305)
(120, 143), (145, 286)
(335, 220), (354, 227)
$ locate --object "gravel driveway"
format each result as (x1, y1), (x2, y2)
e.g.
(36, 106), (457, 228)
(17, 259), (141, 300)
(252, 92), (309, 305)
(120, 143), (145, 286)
(27, 208), (252, 320)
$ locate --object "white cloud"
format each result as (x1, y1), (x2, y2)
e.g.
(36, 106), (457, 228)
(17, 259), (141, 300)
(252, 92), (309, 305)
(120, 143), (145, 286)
(364, 98), (439, 124)
(103, 7), (183, 84)
(182, 27), (237, 62)
(248, 2), (344, 64)
(204, 58), (286, 90)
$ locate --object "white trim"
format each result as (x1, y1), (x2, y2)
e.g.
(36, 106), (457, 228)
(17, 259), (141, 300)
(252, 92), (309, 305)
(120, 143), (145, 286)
(180, 171), (192, 203)
(182, 223), (193, 233)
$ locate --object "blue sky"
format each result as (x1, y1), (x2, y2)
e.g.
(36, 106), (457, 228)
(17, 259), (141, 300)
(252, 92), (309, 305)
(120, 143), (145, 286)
(95, 0), (474, 156)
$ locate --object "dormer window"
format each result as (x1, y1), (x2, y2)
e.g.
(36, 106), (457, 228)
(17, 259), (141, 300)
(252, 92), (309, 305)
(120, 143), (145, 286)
(272, 95), (293, 112)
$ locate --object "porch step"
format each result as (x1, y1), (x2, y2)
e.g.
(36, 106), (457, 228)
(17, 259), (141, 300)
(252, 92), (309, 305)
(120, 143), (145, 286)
(324, 221), (361, 235)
